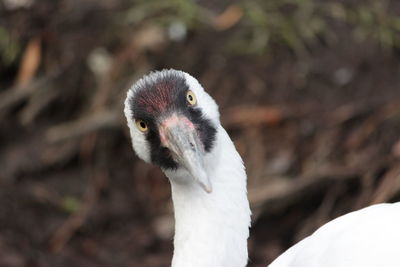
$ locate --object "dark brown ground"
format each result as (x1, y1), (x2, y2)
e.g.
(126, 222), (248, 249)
(1, 0), (400, 266)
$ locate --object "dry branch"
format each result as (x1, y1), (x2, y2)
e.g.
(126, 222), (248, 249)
(370, 166), (400, 204)
(15, 36), (42, 87)
(223, 106), (284, 128)
(249, 165), (370, 211)
(46, 109), (120, 143)
(0, 71), (61, 116)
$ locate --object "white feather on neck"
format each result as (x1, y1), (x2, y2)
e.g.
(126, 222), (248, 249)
(164, 125), (251, 267)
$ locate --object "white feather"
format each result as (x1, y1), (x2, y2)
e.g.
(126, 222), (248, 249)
(270, 202), (400, 267)
(124, 87), (151, 163)
(166, 125), (251, 267)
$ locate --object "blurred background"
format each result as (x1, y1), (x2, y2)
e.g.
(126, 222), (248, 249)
(1, 0), (400, 266)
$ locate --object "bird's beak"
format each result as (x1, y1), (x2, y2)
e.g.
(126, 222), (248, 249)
(159, 115), (212, 193)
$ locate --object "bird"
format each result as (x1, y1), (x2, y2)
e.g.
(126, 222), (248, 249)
(269, 202), (400, 267)
(124, 69), (251, 267)
(124, 69), (400, 267)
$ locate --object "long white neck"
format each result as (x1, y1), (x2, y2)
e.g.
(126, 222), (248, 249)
(165, 125), (251, 267)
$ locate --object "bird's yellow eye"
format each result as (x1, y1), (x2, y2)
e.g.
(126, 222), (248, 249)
(186, 90), (197, 106)
(135, 119), (148, 132)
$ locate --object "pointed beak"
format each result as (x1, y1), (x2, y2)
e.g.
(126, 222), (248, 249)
(159, 114), (212, 193)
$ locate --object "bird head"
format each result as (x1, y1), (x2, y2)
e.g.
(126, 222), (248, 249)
(124, 69), (220, 193)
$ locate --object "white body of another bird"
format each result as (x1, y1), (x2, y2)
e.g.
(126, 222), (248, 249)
(270, 202), (400, 267)
(124, 69), (400, 267)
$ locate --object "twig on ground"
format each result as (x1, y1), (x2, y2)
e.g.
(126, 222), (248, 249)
(46, 109), (120, 143)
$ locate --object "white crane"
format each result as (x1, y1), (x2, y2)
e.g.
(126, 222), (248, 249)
(124, 69), (400, 267)
(124, 69), (251, 267)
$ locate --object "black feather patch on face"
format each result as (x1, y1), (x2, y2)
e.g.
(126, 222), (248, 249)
(145, 119), (178, 169)
(185, 107), (217, 153)
(128, 71), (217, 170)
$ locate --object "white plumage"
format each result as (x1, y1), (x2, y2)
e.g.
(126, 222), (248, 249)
(270, 202), (400, 267)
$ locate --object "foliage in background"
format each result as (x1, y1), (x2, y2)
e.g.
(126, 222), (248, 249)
(120, 0), (400, 54)
(0, 26), (20, 66)
(1, 0), (399, 66)
(122, 0), (205, 28)
(235, 0), (400, 53)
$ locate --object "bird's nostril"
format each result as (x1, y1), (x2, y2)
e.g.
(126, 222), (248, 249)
(161, 146), (170, 154)
(189, 142), (195, 150)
